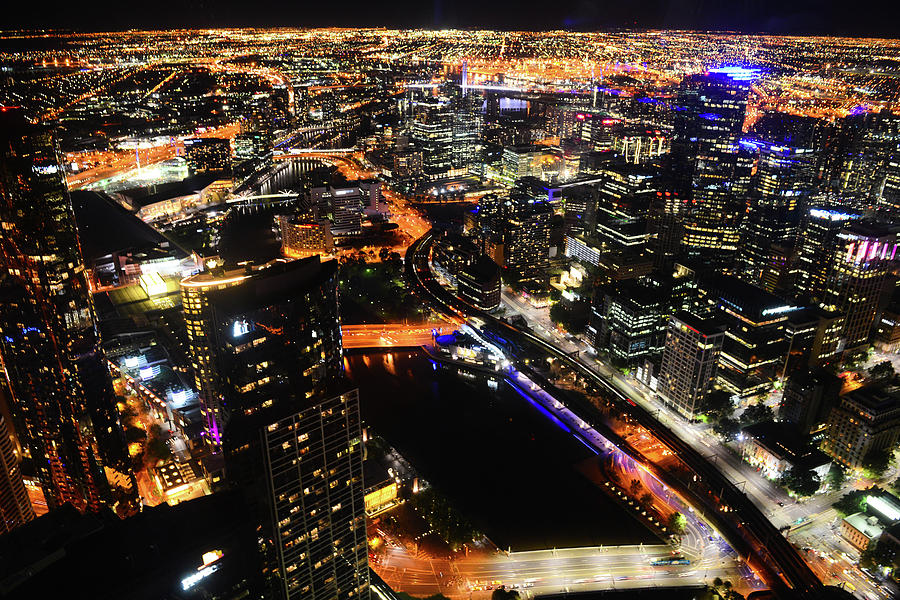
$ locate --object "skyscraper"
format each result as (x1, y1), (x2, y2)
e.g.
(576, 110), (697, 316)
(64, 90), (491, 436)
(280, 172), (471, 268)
(793, 206), (862, 302)
(656, 311), (725, 419)
(410, 98), (453, 176)
(738, 115), (820, 291)
(0, 413), (33, 533)
(820, 221), (897, 352)
(0, 108), (129, 513)
(182, 256), (369, 600)
(669, 68), (754, 269)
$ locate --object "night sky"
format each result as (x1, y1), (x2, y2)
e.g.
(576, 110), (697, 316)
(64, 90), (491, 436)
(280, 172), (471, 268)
(5, 0), (900, 37)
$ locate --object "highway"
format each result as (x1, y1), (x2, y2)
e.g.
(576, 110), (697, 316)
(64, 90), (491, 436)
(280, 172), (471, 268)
(404, 229), (825, 599)
(376, 543), (746, 599)
(341, 322), (457, 349)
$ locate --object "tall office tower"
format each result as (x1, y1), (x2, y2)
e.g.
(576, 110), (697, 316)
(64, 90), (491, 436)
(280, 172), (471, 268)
(0, 413), (34, 532)
(594, 162), (658, 221)
(591, 279), (666, 367)
(502, 198), (552, 274)
(310, 185), (364, 238)
(793, 206), (862, 302)
(698, 275), (795, 397)
(738, 116), (820, 291)
(184, 137), (232, 174)
(669, 68), (753, 270)
(820, 222), (897, 352)
(451, 96), (482, 172)
(656, 311), (725, 419)
(410, 98), (453, 176)
(182, 257), (369, 600)
(562, 185), (597, 237)
(880, 144), (900, 216)
(822, 385), (900, 470)
(778, 368), (842, 437)
(0, 108), (129, 513)
(823, 110), (900, 202)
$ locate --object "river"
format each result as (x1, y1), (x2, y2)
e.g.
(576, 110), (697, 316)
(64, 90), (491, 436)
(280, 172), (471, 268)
(346, 350), (658, 551)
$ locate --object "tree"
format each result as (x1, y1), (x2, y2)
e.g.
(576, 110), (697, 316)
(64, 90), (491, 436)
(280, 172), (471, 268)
(713, 417), (741, 441)
(668, 511), (687, 535)
(630, 479), (642, 497)
(826, 464), (846, 490)
(703, 390), (734, 422)
(491, 588), (520, 600)
(146, 437), (171, 462)
(833, 490), (868, 517)
(868, 360), (896, 381)
(862, 447), (893, 479)
(713, 577), (723, 589)
(740, 402), (774, 425)
(781, 468), (821, 497)
(124, 426), (147, 443)
(639, 492), (654, 508)
(859, 538), (896, 571)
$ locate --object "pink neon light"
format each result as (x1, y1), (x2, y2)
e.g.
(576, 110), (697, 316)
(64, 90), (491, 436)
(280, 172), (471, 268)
(857, 241), (869, 262)
(846, 242), (855, 262)
(868, 241), (879, 261)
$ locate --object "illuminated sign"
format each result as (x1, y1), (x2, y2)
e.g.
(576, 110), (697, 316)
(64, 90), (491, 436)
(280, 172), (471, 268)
(809, 208), (856, 222)
(181, 564), (219, 591)
(232, 319), (251, 337)
(202, 550), (224, 567)
(762, 305), (800, 317)
(32, 164), (59, 176)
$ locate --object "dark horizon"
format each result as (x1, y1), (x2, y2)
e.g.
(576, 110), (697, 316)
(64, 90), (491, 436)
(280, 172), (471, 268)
(4, 0), (900, 38)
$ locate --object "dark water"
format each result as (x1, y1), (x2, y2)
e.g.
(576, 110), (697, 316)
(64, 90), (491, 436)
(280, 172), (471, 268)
(257, 158), (325, 195)
(346, 350), (657, 551)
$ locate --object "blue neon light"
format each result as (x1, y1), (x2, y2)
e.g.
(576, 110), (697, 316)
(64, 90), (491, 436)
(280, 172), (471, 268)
(507, 378), (572, 434)
(708, 66), (760, 81)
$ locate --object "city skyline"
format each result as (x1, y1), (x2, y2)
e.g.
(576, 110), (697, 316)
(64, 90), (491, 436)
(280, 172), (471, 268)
(2, 2), (900, 37)
(3, 23), (900, 600)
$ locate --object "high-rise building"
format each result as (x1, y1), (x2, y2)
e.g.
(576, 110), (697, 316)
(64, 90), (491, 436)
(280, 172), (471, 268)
(310, 185), (366, 238)
(457, 255), (501, 311)
(0, 491), (264, 599)
(822, 385), (900, 470)
(502, 198), (552, 274)
(779, 368), (842, 437)
(820, 221), (897, 352)
(279, 210), (334, 258)
(0, 108), (131, 513)
(0, 413), (33, 533)
(182, 257), (369, 600)
(410, 98), (453, 176)
(451, 97), (481, 172)
(184, 138), (232, 174)
(591, 279), (666, 367)
(738, 117), (819, 290)
(657, 311), (725, 419)
(669, 68), (754, 269)
(793, 206), (862, 302)
(698, 274), (796, 397)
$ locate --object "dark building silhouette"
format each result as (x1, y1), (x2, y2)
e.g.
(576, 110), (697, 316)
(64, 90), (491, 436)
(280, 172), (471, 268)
(0, 108), (131, 514)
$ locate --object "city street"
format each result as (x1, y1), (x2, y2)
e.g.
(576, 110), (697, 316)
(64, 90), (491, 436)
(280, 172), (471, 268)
(496, 292), (897, 600)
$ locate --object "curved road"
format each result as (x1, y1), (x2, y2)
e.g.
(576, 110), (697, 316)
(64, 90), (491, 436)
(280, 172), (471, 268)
(404, 229), (824, 599)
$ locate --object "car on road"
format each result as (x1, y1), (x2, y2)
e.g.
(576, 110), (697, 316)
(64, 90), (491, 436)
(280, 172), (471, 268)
(778, 501), (785, 507)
